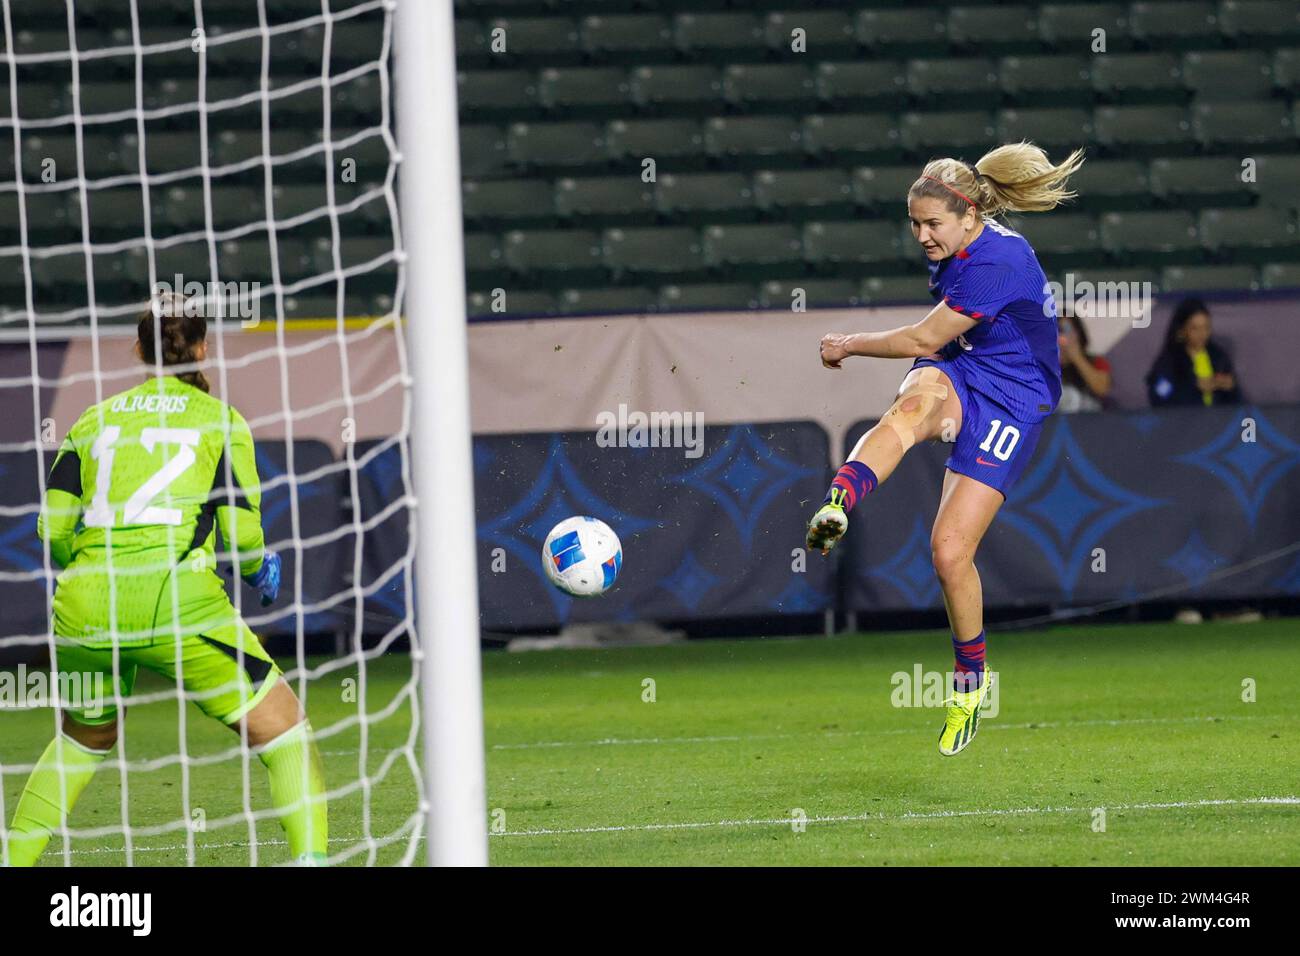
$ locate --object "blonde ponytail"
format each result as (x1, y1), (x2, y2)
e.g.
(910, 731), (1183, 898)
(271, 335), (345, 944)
(909, 142), (1086, 218)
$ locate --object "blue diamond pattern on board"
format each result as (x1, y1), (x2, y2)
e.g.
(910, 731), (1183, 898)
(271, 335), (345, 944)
(658, 550), (719, 612)
(769, 575), (828, 613)
(865, 516), (942, 609)
(1023, 469), (1109, 548)
(1001, 420), (1165, 600)
(1162, 529), (1223, 587)
(1175, 408), (1300, 528)
(672, 425), (816, 553)
(478, 436), (656, 617)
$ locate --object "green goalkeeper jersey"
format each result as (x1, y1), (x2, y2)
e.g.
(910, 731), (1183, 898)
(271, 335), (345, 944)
(38, 375), (267, 647)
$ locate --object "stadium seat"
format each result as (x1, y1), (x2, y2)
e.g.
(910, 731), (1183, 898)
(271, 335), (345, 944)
(851, 165), (922, 208)
(1272, 48), (1300, 94)
(859, 275), (934, 304)
(468, 288), (558, 318)
(485, 18), (581, 61)
(0, 190), (71, 245)
(802, 220), (901, 265)
(161, 184), (264, 232)
(1253, 154), (1300, 202)
(502, 228), (603, 276)
(1128, 2), (1223, 47)
(759, 278), (860, 308)
(672, 13), (766, 56)
(629, 65), (724, 110)
(323, 236), (395, 275)
(20, 133), (118, 181)
(463, 232), (504, 275)
(1148, 157), (1256, 205)
(999, 55), (1093, 106)
(703, 116), (803, 161)
(1099, 211), (1199, 258)
(659, 282), (759, 311)
(1160, 264), (1258, 292)
(605, 119), (705, 162)
(996, 107), (1093, 151)
(1260, 261), (1300, 288)
(457, 70), (538, 114)
(555, 176), (654, 220)
(1218, 0), (1300, 41)
(1093, 105), (1193, 151)
(463, 178), (556, 223)
(579, 15), (675, 58)
(558, 286), (657, 315)
(763, 11), (858, 58)
(814, 61), (909, 110)
(854, 9), (948, 56)
(1037, 3), (1131, 50)
(1066, 159), (1150, 210)
(455, 19), (488, 64)
(537, 68), (630, 113)
(752, 169), (855, 214)
(1090, 53), (1181, 101)
(1192, 101), (1293, 148)
(80, 187), (148, 242)
(907, 58), (1001, 107)
(603, 227), (703, 275)
(1198, 207), (1299, 254)
(701, 223), (803, 269)
(1181, 51), (1273, 101)
(947, 6), (1042, 53)
(899, 110), (997, 156)
(1010, 213), (1101, 257)
(506, 122), (606, 168)
(723, 64), (818, 111)
(655, 173), (754, 217)
(802, 114), (902, 162)
(459, 125), (509, 177)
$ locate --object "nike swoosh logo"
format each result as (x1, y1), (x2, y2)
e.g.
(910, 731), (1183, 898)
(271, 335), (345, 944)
(976, 457), (1001, 468)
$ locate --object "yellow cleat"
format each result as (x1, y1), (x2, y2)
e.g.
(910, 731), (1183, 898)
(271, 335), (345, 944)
(805, 499), (849, 554)
(938, 672), (993, 756)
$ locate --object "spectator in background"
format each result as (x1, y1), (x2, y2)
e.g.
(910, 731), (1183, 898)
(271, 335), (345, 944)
(1146, 299), (1243, 407)
(1057, 313), (1111, 412)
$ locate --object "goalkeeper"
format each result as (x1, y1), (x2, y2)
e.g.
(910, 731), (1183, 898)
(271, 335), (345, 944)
(4, 294), (328, 866)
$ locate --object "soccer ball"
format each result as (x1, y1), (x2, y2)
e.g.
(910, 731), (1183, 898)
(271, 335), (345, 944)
(541, 516), (623, 598)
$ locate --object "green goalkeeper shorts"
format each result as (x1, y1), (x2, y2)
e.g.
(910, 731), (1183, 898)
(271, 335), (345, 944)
(51, 619), (282, 727)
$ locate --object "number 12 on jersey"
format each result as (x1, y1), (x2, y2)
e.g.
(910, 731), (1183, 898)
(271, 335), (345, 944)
(83, 426), (201, 528)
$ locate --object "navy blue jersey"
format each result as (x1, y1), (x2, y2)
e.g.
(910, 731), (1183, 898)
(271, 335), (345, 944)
(926, 218), (1061, 422)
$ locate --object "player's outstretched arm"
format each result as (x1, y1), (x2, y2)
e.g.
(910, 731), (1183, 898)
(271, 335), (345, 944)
(215, 407), (266, 578)
(819, 304), (978, 368)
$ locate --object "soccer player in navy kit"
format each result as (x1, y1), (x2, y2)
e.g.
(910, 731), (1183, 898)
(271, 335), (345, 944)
(806, 142), (1085, 755)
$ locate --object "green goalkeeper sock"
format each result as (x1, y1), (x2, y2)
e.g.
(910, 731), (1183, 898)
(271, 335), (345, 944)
(5, 732), (110, 867)
(257, 720), (328, 863)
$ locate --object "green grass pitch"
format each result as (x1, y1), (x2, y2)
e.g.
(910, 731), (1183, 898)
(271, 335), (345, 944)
(3, 619), (1297, 865)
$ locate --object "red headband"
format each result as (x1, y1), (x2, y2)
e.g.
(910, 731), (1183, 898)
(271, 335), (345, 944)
(922, 175), (976, 207)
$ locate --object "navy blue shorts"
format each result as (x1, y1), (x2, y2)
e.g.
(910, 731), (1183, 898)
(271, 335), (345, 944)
(911, 356), (1046, 498)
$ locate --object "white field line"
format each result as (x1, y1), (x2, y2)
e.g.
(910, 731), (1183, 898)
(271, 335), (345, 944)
(494, 797), (1300, 838)
(488, 714), (1268, 751)
(48, 795), (1300, 855)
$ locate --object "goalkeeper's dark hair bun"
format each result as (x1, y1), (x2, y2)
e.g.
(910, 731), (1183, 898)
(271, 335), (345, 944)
(136, 292), (210, 393)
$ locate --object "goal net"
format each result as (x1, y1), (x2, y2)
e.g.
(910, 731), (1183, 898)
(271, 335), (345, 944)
(0, 0), (433, 865)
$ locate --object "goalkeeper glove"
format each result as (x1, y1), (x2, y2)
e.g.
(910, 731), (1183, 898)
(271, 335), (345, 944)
(242, 551), (282, 607)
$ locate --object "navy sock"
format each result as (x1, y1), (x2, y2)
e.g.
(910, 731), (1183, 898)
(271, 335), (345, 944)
(952, 630), (986, 693)
(823, 461), (878, 512)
